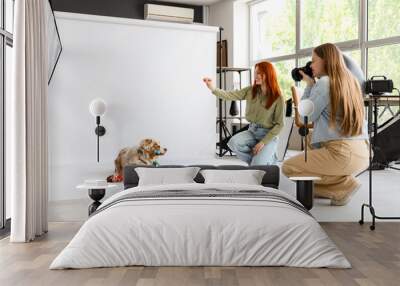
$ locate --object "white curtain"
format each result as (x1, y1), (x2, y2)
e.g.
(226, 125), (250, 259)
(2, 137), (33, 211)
(10, 0), (49, 242)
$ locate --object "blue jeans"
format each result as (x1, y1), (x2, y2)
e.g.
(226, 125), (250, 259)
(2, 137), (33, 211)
(227, 123), (278, 166)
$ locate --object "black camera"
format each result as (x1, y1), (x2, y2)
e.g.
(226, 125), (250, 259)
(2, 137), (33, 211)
(291, 61), (313, 82)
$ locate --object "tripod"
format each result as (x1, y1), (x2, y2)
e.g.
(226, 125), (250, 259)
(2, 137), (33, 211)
(216, 98), (232, 156)
(359, 95), (400, 230)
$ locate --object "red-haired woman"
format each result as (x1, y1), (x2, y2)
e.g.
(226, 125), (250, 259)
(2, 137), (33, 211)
(203, 61), (285, 165)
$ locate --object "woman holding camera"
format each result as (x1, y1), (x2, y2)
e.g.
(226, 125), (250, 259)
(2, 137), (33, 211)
(282, 43), (369, 206)
(203, 61), (285, 165)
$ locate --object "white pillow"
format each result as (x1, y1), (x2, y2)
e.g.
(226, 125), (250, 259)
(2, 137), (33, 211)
(135, 167), (201, 186)
(200, 169), (266, 185)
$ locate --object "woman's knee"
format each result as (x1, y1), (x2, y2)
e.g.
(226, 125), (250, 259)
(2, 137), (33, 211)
(281, 161), (290, 175)
(250, 139), (278, 166)
(227, 137), (238, 151)
(228, 133), (254, 152)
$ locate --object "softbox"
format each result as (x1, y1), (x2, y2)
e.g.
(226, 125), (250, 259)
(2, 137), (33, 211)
(372, 114), (400, 166)
(46, 0), (62, 84)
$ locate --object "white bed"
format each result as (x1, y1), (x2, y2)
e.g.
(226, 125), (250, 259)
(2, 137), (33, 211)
(50, 183), (350, 269)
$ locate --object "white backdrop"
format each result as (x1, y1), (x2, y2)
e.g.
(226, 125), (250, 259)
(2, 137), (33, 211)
(48, 12), (218, 201)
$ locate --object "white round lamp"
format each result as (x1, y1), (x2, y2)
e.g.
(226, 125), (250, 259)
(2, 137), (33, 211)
(298, 99), (314, 162)
(89, 98), (107, 117)
(89, 99), (107, 162)
(298, 99), (314, 117)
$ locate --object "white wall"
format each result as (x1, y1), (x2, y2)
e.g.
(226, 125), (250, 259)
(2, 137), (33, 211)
(49, 12), (218, 201)
(208, 0), (251, 86)
(233, 0), (250, 85)
(208, 0), (234, 89)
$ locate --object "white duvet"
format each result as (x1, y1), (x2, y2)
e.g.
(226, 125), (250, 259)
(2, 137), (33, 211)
(50, 183), (350, 269)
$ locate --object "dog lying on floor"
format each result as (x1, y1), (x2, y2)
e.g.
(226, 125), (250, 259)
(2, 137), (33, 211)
(107, 138), (167, 183)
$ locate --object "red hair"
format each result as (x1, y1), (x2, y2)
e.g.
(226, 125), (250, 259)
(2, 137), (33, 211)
(252, 61), (282, 109)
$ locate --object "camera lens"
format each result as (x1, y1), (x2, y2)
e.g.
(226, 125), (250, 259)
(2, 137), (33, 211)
(303, 61), (313, 78)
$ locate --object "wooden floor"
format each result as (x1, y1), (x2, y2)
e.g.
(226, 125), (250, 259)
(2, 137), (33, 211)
(0, 222), (399, 286)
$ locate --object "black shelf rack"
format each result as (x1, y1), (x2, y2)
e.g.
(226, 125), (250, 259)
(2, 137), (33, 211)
(216, 28), (252, 157)
(216, 67), (252, 157)
(359, 93), (400, 230)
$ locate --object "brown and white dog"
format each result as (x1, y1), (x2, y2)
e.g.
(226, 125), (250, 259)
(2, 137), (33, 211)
(107, 138), (167, 183)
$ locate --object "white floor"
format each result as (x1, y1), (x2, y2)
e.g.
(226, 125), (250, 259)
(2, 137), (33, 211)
(48, 154), (400, 223)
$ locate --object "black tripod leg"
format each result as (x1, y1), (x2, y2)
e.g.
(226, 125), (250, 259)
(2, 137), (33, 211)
(370, 206), (376, 231)
(359, 204), (365, 225)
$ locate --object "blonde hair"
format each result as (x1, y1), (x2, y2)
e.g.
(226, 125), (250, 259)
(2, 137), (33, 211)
(314, 43), (364, 136)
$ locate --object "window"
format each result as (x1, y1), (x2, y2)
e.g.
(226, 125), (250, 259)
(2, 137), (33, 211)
(301, 0), (359, 48)
(368, 44), (400, 124)
(274, 59), (295, 99)
(368, 44), (400, 91)
(250, 0), (295, 60)
(368, 0), (400, 41)
(367, 1), (400, 124)
(5, 0), (13, 32)
(250, 0), (400, 102)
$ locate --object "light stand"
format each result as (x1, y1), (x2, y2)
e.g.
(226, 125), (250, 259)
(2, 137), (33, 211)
(303, 115), (309, 162)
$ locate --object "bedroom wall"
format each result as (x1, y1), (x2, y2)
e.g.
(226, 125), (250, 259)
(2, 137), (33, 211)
(48, 12), (218, 201)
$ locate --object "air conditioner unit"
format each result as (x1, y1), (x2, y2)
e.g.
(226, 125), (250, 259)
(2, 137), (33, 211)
(144, 4), (194, 24)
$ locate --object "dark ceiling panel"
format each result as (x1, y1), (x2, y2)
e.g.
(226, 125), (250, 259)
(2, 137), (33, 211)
(50, 0), (204, 23)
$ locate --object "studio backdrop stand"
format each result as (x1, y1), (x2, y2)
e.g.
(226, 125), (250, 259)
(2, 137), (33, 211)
(359, 93), (400, 230)
(216, 27), (230, 157)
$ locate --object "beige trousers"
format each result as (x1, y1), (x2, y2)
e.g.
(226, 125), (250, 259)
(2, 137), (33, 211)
(282, 139), (369, 200)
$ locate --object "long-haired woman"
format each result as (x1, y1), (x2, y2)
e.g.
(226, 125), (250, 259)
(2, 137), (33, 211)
(283, 43), (369, 206)
(203, 61), (285, 165)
